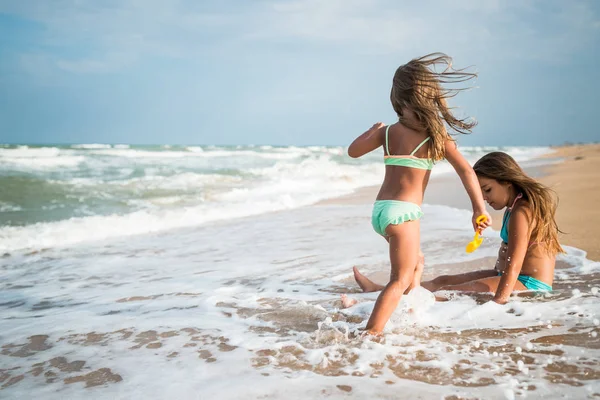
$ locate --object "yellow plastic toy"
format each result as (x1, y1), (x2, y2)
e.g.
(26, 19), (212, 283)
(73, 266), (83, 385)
(466, 215), (488, 253)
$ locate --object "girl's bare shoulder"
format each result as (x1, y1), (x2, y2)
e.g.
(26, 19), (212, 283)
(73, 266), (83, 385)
(513, 199), (535, 227)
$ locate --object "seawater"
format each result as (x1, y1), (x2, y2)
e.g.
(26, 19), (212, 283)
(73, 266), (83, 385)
(2, 144), (598, 399)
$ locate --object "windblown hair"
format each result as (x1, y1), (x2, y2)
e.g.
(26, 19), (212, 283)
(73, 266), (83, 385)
(474, 152), (564, 255)
(391, 53), (477, 161)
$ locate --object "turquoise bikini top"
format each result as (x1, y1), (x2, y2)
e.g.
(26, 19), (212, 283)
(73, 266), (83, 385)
(500, 193), (523, 243)
(383, 125), (434, 170)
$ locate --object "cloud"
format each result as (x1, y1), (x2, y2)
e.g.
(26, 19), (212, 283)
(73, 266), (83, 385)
(1, 0), (598, 76)
(1, 0), (232, 74)
(55, 52), (136, 73)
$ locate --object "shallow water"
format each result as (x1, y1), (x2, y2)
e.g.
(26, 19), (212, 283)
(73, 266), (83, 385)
(1, 201), (599, 399)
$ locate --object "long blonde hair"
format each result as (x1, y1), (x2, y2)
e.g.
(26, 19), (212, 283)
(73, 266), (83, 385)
(391, 53), (477, 161)
(474, 152), (564, 255)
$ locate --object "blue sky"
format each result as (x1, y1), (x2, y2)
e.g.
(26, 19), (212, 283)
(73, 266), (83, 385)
(0, 0), (599, 146)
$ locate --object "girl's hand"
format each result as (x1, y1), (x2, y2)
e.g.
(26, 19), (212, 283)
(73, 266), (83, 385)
(370, 122), (385, 131)
(472, 210), (492, 232)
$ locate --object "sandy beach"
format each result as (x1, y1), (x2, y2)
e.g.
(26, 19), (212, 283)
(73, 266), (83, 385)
(540, 144), (600, 261)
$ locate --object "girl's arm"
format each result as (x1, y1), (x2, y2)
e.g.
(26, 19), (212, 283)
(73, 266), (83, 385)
(493, 206), (531, 303)
(444, 140), (492, 231)
(494, 242), (509, 273)
(348, 122), (385, 158)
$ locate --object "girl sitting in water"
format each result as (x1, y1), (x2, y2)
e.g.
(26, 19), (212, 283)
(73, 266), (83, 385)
(352, 151), (564, 305)
(346, 53), (491, 334)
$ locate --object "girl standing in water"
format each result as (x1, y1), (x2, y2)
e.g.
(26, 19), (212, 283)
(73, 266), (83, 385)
(347, 53), (490, 334)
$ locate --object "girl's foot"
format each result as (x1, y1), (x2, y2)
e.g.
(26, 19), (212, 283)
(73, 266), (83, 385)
(360, 329), (384, 342)
(340, 294), (358, 308)
(353, 267), (382, 293)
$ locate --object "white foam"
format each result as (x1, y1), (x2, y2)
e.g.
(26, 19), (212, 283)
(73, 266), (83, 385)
(2, 156), (85, 169)
(1, 201), (598, 399)
(0, 146), (61, 158)
(341, 286), (436, 321)
(0, 147), (85, 169)
(88, 148), (193, 158)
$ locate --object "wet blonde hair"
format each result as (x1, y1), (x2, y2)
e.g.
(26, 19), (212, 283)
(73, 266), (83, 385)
(474, 152), (564, 255)
(391, 53), (477, 161)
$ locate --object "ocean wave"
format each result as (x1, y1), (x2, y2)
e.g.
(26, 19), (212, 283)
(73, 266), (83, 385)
(0, 146), (85, 169)
(0, 202), (22, 212)
(0, 145), (558, 251)
(71, 143), (112, 149)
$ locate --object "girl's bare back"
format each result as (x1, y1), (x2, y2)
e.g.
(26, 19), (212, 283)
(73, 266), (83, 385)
(377, 122), (432, 204)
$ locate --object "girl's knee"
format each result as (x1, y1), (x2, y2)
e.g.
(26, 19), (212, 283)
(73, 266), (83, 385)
(388, 278), (411, 293)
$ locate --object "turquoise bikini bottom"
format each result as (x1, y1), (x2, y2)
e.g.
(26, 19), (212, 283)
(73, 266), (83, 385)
(371, 200), (423, 237)
(498, 272), (552, 291)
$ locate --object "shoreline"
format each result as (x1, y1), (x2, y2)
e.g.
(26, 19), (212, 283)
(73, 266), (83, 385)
(539, 144), (600, 260)
(318, 143), (599, 261)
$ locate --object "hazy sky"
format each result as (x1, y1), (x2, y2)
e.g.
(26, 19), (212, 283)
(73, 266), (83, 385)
(1, 0), (599, 146)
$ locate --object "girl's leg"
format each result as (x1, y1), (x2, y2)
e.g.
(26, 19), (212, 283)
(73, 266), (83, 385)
(354, 271), (528, 302)
(353, 267), (385, 292)
(354, 234), (423, 293)
(365, 220), (420, 334)
(353, 235), (391, 293)
(437, 276), (526, 293)
(353, 253), (424, 294)
(421, 270), (498, 292)
(405, 250), (425, 294)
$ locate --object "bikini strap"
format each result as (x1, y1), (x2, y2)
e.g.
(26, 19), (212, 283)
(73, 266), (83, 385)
(508, 193), (523, 210)
(385, 125), (391, 156)
(410, 137), (431, 156)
